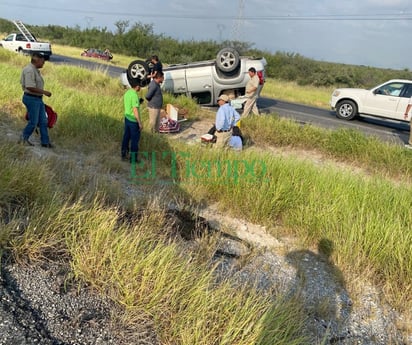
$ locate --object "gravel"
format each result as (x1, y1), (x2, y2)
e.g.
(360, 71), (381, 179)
(1, 206), (410, 345)
(0, 261), (159, 345)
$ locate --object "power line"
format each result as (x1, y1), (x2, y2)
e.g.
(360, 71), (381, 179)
(1, 2), (412, 21)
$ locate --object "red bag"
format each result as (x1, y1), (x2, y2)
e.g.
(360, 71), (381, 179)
(25, 104), (58, 129)
(257, 70), (265, 85)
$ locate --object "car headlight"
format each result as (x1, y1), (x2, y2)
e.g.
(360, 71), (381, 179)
(332, 90), (341, 97)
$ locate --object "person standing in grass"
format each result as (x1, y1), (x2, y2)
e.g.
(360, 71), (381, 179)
(20, 52), (53, 148)
(145, 71), (164, 133)
(122, 79), (143, 163)
(404, 97), (412, 149)
(241, 67), (260, 118)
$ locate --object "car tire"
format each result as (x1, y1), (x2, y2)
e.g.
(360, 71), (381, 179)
(127, 60), (150, 85)
(216, 47), (240, 73)
(336, 100), (358, 120)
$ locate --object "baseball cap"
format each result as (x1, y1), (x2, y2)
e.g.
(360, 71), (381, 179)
(32, 52), (45, 59)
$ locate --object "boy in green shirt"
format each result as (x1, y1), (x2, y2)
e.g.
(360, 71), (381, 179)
(121, 79), (143, 162)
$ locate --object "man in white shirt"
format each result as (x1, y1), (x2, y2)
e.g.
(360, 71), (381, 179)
(242, 67), (260, 117)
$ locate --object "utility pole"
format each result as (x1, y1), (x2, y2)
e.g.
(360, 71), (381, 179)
(231, 0), (245, 42)
(217, 24), (225, 41)
(85, 16), (94, 29)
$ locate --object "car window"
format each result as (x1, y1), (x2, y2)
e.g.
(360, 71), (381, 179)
(375, 82), (405, 97)
(16, 34), (27, 41)
(403, 84), (412, 98)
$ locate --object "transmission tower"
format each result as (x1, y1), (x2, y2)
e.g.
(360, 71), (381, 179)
(231, 0), (245, 42)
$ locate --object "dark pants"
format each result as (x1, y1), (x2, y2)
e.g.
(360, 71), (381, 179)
(121, 118), (141, 160)
(22, 94), (50, 145)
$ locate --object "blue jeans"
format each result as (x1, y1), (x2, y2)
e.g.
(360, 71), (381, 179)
(22, 94), (50, 145)
(121, 118), (141, 160)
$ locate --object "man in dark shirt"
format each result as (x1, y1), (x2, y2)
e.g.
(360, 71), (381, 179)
(145, 71), (164, 133)
(148, 55), (162, 79)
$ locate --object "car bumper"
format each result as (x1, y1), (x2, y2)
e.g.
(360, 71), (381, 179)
(120, 72), (131, 88)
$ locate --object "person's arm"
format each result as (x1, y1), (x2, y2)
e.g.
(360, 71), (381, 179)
(133, 106), (143, 129)
(23, 70), (52, 97)
(247, 76), (259, 96)
(215, 108), (225, 130)
(26, 86), (52, 97)
(145, 85), (154, 101)
(404, 101), (412, 120)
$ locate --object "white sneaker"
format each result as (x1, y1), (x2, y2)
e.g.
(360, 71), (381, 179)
(405, 144), (412, 149)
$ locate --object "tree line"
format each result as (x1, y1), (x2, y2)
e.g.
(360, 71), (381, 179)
(1, 18), (412, 88)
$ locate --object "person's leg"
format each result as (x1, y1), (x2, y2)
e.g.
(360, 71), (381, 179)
(251, 96), (260, 115)
(121, 118), (131, 159)
(148, 107), (160, 133)
(155, 108), (161, 132)
(129, 121), (141, 163)
(214, 131), (231, 149)
(242, 98), (253, 118)
(38, 103), (50, 145)
(409, 119), (412, 145)
(22, 95), (41, 142)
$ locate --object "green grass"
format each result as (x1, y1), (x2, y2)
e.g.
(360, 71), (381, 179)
(261, 78), (334, 109)
(1, 47), (412, 343)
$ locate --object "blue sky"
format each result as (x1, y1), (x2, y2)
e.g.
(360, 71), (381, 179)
(1, 0), (412, 70)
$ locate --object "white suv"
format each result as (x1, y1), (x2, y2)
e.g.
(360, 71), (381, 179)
(121, 47), (266, 106)
(330, 79), (412, 121)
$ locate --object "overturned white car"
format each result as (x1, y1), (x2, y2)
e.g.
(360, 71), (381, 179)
(121, 47), (266, 107)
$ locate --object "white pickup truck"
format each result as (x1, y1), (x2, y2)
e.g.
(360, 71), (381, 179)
(0, 21), (52, 60)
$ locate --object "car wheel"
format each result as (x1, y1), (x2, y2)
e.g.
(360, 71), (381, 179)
(216, 47), (240, 73)
(336, 100), (358, 120)
(126, 73), (150, 88)
(127, 59), (149, 82)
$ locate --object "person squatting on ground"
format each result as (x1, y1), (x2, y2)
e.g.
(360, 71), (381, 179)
(214, 94), (241, 149)
(121, 79), (143, 163)
(242, 67), (260, 117)
(229, 126), (244, 151)
(146, 71), (164, 133)
(20, 52), (53, 148)
(404, 96), (412, 149)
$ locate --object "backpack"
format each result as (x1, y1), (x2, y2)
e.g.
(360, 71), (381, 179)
(25, 104), (58, 129)
(257, 71), (265, 85)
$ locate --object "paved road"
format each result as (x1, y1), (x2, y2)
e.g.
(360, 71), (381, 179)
(258, 97), (410, 146)
(50, 54), (410, 146)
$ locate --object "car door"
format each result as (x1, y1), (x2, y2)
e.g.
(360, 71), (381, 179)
(162, 68), (187, 95)
(396, 83), (412, 120)
(2, 34), (18, 51)
(362, 82), (406, 120)
(185, 65), (214, 105)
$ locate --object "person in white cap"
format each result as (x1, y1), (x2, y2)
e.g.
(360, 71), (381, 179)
(214, 94), (240, 148)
